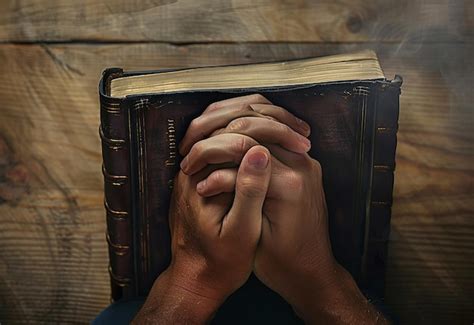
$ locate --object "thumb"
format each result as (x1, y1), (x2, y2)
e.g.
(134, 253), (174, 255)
(220, 145), (271, 239)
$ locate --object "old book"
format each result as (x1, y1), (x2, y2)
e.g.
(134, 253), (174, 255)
(99, 50), (402, 322)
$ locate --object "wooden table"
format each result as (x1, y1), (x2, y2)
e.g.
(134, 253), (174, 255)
(0, 1), (472, 323)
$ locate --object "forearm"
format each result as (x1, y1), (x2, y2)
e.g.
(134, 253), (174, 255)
(132, 268), (223, 324)
(292, 263), (388, 325)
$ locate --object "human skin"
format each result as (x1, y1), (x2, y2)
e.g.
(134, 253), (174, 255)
(133, 94), (387, 324)
(132, 144), (273, 324)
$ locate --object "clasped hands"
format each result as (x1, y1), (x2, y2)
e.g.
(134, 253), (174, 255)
(133, 94), (386, 325)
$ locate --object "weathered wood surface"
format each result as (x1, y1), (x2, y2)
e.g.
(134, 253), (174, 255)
(0, 0), (469, 42)
(0, 42), (472, 324)
(0, 0), (473, 323)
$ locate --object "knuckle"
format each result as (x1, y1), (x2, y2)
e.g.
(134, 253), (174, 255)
(190, 141), (204, 157)
(278, 122), (292, 135)
(232, 136), (249, 156)
(283, 170), (305, 192)
(249, 103), (265, 113)
(311, 159), (323, 177)
(209, 170), (225, 185)
(231, 136), (257, 159)
(206, 101), (220, 111)
(188, 117), (201, 132)
(227, 117), (249, 132)
(238, 103), (252, 112)
(238, 177), (266, 198)
(250, 93), (267, 103)
(273, 105), (286, 116)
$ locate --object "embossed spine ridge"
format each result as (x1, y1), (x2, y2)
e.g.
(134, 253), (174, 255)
(99, 68), (133, 301)
(364, 80), (401, 297)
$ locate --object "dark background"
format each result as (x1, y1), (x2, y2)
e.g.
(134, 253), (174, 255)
(0, 0), (472, 323)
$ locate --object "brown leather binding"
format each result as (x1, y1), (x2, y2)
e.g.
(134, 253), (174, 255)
(99, 68), (402, 319)
(99, 68), (135, 300)
(362, 76), (402, 295)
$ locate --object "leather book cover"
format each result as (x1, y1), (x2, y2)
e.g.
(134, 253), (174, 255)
(99, 65), (401, 322)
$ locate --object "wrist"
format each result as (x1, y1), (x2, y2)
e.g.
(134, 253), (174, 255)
(285, 257), (343, 314)
(296, 263), (356, 317)
(132, 266), (225, 324)
(292, 263), (387, 324)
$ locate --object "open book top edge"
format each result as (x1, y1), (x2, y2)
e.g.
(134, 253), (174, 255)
(110, 50), (385, 98)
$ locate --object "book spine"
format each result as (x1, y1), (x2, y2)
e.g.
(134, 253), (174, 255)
(99, 68), (134, 301)
(130, 97), (192, 295)
(364, 76), (402, 297)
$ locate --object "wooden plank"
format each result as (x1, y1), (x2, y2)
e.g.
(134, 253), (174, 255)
(0, 42), (472, 323)
(0, 0), (469, 42)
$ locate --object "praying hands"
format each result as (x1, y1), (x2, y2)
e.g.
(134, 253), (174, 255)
(132, 94), (388, 325)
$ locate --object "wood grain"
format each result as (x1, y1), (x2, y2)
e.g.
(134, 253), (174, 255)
(0, 42), (472, 323)
(0, 0), (468, 42)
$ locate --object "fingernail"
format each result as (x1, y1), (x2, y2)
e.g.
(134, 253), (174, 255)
(180, 156), (188, 171)
(248, 151), (269, 170)
(196, 179), (206, 192)
(298, 134), (311, 151)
